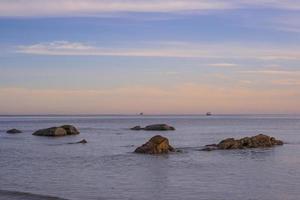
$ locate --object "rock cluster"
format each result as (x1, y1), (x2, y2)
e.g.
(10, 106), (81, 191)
(134, 135), (175, 154)
(203, 134), (283, 151)
(33, 125), (80, 137)
(131, 124), (175, 131)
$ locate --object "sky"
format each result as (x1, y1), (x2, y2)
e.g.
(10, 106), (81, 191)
(1, 0), (300, 115)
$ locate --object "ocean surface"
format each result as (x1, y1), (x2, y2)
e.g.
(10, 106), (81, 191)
(1, 115), (300, 200)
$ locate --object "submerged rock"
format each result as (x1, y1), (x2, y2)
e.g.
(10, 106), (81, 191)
(76, 139), (87, 144)
(67, 139), (87, 144)
(131, 124), (175, 131)
(201, 144), (218, 151)
(6, 129), (22, 134)
(131, 126), (143, 130)
(134, 135), (175, 154)
(33, 125), (80, 137)
(202, 134), (283, 151)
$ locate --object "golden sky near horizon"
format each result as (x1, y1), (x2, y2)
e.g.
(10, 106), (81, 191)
(1, 83), (300, 115)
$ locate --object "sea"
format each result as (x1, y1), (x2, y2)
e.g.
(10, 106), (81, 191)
(0, 115), (300, 200)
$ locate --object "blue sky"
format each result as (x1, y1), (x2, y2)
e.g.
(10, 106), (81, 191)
(1, 0), (300, 114)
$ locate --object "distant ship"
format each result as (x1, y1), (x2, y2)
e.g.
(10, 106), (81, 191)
(139, 112), (144, 116)
(206, 112), (212, 116)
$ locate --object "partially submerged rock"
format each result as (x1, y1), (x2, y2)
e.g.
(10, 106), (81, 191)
(134, 135), (175, 154)
(33, 127), (67, 137)
(76, 139), (87, 144)
(131, 124), (175, 131)
(33, 125), (80, 137)
(201, 144), (218, 151)
(67, 139), (87, 144)
(131, 126), (142, 130)
(6, 129), (22, 134)
(202, 134), (283, 151)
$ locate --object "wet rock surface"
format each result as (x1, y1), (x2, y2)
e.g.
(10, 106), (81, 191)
(202, 134), (283, 151)
(33, 125), (80, 137)
(134, 135), (175, 154)
(60, 125), (80, 135)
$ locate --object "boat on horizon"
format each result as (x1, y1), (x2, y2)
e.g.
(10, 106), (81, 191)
(206, 112), (212, 116)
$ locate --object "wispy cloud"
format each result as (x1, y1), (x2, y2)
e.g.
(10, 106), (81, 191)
(1, 0), (300, 17)
(16, 41), (300, 61)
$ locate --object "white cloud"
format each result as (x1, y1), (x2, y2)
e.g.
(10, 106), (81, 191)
(1, 0), (300, 17)
(16, 41), (300, 60)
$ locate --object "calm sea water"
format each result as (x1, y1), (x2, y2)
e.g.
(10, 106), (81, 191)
(1, 115), (300, 200)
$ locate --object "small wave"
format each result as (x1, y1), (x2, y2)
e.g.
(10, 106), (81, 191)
(0, 190), (68, 200)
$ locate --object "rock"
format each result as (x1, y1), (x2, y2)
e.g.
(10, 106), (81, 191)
(33, 127), (67, 137)
(67, 139), (87, 144)
(202, 134), (283, 151)
(144, 124), (175, 131)
(60, 125), (80, 135)
(130, 126), (143, 130)
(131, 124), (175, 131)
(76, 139), (87, 144)
(218, 138), (242, 149)
(202, 144), (218, 151)
(32, 125), (80, 137)
(6, 129), (22, 134)
(134, 135), (175, 154)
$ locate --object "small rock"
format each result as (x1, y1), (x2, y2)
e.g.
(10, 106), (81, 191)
(134, 135), (175, 154)
(131, 124), (175, 131)
(130, 126), (143, 130)
(144, 124), (175, 131)
(6, 129), (22, 134)
(76, 139), (87, 144)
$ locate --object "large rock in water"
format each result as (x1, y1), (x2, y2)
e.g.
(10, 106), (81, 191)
(6, 129), (22, 134)
(60, 125), (80, 135)
(131, 124), (175, 131)
(33, 127), (67, 136)
(134, 135), (175, 154)
(33, 125), (80, 137)
(203, 134), (283, 151)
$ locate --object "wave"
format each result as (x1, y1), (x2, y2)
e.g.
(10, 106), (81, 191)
(0, 190), (68, 200)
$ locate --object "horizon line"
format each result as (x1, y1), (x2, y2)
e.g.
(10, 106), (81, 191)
(1, 113), (300, 117)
